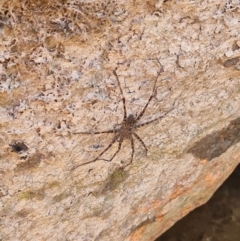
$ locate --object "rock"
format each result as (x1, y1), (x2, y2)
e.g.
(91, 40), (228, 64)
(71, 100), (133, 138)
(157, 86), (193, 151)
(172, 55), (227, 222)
(0, 0), (240, 240)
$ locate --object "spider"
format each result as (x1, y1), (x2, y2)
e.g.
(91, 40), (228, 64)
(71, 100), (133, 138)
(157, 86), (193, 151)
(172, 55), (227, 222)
(72, 64), (175, 170)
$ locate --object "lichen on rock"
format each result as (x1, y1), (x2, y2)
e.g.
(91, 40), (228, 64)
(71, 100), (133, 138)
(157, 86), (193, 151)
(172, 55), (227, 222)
(0, 0), (240, 240)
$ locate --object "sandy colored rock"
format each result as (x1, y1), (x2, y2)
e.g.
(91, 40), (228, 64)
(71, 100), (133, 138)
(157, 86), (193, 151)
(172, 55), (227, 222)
(0, 0), (240, 240)
(156, 164), (240, 241)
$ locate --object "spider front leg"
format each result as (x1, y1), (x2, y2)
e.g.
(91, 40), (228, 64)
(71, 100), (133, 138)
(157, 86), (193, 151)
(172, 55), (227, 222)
(135, 66), (163, 123)
(73, 129), (115, 135)
(113, 69), (127, 121)
(135, 102), (175, 129)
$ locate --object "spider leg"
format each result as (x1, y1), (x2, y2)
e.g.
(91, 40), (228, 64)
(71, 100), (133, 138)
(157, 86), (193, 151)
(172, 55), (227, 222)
(124, 136), (135, 168)
(135, 104), (174, 129)
(133, 132), (148, 153)
(71, 133), (120, 171)
(73, 129), (116, 135)
(100, 136), (123, 162)
(113, 69), (127, 120)
(135, 68), (162, 123)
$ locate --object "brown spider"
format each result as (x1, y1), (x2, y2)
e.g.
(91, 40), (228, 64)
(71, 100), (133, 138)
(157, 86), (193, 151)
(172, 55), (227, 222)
(72, 65), (175, 170)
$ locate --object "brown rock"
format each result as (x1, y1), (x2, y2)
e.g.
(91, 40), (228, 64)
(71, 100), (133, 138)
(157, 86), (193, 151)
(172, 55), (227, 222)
(0, 0), (240, 240)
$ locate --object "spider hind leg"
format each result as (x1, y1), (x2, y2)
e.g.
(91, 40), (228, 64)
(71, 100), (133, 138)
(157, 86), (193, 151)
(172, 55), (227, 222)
(123, 136), (135, 168)
(99, 136), (123, 163)
(71, 133), (120, 171)
(133, 132), (148, 155)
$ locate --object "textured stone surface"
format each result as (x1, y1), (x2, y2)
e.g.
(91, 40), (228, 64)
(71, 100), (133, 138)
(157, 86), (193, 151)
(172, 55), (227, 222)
(0, 0), (240, 240)
(156, 164), (240, 241)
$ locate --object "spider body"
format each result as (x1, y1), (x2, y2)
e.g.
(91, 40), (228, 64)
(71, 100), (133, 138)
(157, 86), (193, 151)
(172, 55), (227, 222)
(120, 115), (135, 139)
(72, 64), (174, 170)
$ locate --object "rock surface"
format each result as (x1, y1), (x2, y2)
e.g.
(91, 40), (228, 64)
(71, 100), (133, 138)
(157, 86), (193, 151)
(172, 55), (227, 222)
(0, 0), (240, 240)
(156, 164), (240, 241)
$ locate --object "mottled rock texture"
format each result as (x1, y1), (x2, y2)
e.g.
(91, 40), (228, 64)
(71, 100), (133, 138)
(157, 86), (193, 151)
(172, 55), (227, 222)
(156, 164), (240, 241)
(0, 0), (240, 240)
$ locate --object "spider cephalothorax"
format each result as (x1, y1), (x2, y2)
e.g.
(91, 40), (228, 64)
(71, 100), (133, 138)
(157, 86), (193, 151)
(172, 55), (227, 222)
(120, 115), (135, 139)
(72, 63), (175, 170)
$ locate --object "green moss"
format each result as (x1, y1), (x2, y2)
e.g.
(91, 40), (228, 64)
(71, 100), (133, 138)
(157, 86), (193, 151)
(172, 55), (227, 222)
(103, 167), (128, 192)
(91, 205), (104, 216)
(18, 191), (35, 200)
(17, 188), (45, 201)
(52, 192), (69, 203)
(45, 181), (60, 189)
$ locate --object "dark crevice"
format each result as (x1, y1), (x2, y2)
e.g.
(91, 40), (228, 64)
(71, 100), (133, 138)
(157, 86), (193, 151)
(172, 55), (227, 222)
(10, 141), (28, 153)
